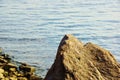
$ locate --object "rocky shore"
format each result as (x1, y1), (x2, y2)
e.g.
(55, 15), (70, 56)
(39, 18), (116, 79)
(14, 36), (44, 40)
(0, 34), (120, 80)
(44, 34), (120, 80)
(0, 48), (43, 80)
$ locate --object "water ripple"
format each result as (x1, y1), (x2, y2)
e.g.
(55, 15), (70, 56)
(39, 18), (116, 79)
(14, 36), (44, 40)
(0, 0), (120, 77)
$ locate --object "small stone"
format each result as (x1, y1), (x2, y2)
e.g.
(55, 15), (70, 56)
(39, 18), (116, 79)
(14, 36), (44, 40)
(0, 56), (4, 59)
(0, 68), (4, 74)
(17, 71), (24, 77)
(31, 75), (43, 80)
(0, 73), (4, 79)
(0, 48), (3, 54)
(17, 77), (27, 80)
(4, 78), (9, 80)
(1, 54), (11, 62)
(19, 64), (35, 74)
(3, 63), (17, 71)
(3, 71), (8, 77)
(0, 58), (8, 63)
(9, 77), (17, 80)
(10, 68), (16, 72)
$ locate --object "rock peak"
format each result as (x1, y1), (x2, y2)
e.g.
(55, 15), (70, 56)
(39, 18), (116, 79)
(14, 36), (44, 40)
(44, 34), (120, 80)
(59, 34), (83, 45)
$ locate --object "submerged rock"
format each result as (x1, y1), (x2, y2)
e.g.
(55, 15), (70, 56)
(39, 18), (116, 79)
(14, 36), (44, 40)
(44, 34), (120, 80)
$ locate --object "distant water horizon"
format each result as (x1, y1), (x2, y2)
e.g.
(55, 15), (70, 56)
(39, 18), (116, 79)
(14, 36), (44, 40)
(0, 0), (120, 77)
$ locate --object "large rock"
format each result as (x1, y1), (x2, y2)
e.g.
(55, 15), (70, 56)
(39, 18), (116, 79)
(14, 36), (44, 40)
(44, 34), (120, 80)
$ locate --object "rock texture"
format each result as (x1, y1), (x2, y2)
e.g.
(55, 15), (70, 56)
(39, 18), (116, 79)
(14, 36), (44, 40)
(44, 34), (120, 80)
(0, 47), (43, 80)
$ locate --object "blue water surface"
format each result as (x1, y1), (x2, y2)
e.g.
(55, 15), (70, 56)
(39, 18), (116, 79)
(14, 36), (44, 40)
(0, 0), (120, 77)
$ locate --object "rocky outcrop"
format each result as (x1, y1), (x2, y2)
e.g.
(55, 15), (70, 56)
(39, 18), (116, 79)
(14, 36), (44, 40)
(0, 48), (43, 80)
(44, 34), (120, 80)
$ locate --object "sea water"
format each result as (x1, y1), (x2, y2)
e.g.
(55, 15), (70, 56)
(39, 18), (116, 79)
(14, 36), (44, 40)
(0, 0), (120, 77)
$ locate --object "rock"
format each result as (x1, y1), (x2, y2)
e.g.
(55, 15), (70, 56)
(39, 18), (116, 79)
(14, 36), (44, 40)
(0, 48), (43, 80)
(19, 63), (37, 79)
(31, 75), (43, 80)
(19, 63), (36, 74)
(3, 71), (8, 77)
(4, 78), (9, 80)
(1, 54), (11, 62)
(9, 68), (16, 72)
(17, 77), (27, 80)
(0, 48), (11, 63)
(3, 63), (17, 71)
(0, 47), (3, 54)
(0, 69), (4, 74)
(0, 58), (7, 63)
(44, 34), (120, 80)
(0, 73), (4, 79)
(9, 76), (17, 80)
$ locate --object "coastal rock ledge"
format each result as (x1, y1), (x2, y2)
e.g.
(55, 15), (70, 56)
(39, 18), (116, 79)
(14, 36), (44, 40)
(44, 34), (120, 80)
(0, 48), (43, 80)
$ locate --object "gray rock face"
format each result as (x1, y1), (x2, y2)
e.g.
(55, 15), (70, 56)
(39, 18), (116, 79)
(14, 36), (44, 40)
(44, 34), (120, 80)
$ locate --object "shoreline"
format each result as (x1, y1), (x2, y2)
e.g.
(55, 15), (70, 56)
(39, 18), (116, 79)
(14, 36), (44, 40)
(0, 48), (43, 80)
(0, 34), (120, 80)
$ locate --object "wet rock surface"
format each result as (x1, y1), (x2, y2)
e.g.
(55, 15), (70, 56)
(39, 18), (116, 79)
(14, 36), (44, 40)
(44, 34), (120, 80)
(0, 48), (43, 80)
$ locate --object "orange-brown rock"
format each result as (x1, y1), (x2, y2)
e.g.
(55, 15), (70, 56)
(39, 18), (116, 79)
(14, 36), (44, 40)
(44, 34), (120, 80)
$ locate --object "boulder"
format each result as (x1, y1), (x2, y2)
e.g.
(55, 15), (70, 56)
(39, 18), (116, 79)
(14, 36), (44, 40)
(44, 34), (120, 80)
